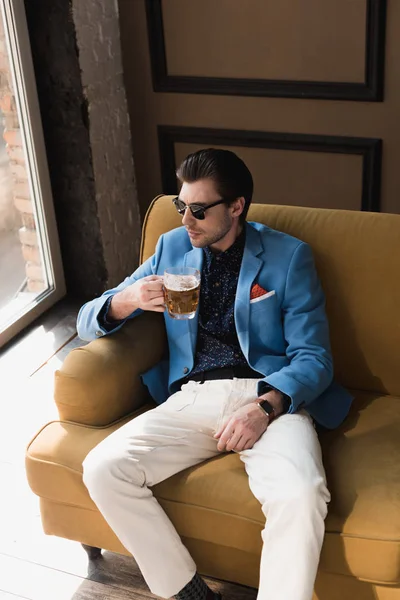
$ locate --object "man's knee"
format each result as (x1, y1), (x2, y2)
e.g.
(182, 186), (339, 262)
(82, 442), (144, 498)
(82, 445), (113, 496)
(280, 476), (330, 517)
(259, 472), (329, 513)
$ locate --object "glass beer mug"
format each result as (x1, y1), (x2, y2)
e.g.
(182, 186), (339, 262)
(163, 267), (201, 319)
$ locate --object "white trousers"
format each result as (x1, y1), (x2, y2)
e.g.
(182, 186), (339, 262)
(83, 378), (330, 600)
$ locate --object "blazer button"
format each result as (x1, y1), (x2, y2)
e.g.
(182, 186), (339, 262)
(183, 367), (189, 374)
(95, 330), (103, 337)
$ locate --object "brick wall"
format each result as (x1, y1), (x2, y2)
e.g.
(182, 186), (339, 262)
(72, 0), (142, 289)
(24, 0), (142, 299)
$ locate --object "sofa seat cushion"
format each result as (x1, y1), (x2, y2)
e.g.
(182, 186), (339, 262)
(26, 392), (400, 584)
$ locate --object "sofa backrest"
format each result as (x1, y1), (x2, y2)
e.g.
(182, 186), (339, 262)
(141, 195), (400, 396)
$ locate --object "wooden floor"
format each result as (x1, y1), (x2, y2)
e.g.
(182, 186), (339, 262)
(0, 299), (257, 600)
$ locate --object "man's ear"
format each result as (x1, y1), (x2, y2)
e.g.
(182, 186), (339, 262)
(231, 197), (245, 218)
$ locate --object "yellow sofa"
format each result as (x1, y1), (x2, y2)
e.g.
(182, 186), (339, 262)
(26, 196), (400, 600)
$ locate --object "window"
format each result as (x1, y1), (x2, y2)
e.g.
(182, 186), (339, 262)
(0, 0), (65, 348)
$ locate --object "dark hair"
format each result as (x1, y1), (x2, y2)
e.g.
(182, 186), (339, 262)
(176, 148), (253, 223)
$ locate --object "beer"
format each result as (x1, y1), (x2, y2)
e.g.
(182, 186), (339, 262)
(164, 268), (201, 319)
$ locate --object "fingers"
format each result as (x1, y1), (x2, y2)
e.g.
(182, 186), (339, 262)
(143, 275), (164, 288)
(215, 420), (263, 452)
(147, 295), (165, 312)
(147, 291), (165, 302)
(242, 438), (255, 451)
(233, 437), (254, 452)
(140, 287), (165, 307)
(143, 275), (164, 282)
(150, 294), (165, 306)
(216, 421), (234, 452)
(226, 431), (243, 452)
(217, 429), (247, 452)
(146, 282), (165, 292)
(213, 425), (224, 440)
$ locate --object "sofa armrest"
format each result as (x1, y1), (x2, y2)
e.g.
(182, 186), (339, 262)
(54, 312), (167, 426)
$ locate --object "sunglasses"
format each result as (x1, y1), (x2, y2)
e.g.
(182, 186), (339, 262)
(172, 196), (230, 220)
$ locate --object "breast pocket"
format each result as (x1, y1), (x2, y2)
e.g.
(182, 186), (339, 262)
(250, 291), (279, 315)
(249, 292), (283, 351)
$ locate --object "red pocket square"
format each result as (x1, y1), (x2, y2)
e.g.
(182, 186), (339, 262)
(250, 283), (268, 300)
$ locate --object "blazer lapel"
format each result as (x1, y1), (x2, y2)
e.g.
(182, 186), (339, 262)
(183, 247), (203, 356)
(235, 224), (263, 359)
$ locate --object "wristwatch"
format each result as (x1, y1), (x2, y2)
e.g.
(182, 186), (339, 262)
(257, 382), (291, 415)
(257, 398), (276, 421)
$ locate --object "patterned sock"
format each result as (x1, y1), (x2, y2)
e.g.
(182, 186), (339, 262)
(174, 573), (216, 600)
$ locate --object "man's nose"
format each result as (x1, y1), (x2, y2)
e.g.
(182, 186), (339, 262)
(182, 206), (195, 227)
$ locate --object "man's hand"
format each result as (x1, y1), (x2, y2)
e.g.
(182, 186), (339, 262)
(108, 275), (165, 321)
(214, 403), (269, 452)
(213, 389), (286, 452)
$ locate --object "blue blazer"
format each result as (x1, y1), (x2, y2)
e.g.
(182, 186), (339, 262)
(77, 222), (353, 429)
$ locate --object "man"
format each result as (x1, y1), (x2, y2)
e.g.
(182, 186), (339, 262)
(78, 149), (353, 600)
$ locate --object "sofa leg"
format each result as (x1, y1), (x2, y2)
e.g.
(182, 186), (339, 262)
(81, 544), (102, 560)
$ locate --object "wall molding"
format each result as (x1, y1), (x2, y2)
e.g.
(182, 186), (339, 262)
(146, 0), (386, 102)
(158, 126), (382, 211)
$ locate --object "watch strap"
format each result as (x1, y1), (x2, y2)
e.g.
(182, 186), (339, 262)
(257, 383), (291, 414)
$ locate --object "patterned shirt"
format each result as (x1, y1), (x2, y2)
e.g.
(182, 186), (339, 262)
(190, 228), (248, 375)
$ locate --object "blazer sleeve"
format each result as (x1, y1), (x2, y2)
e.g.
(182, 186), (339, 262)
(264, 241), (333, 412)
(76, 235), (164, 341)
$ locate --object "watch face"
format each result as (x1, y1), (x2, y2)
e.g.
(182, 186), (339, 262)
(259, 399), (274, 415)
